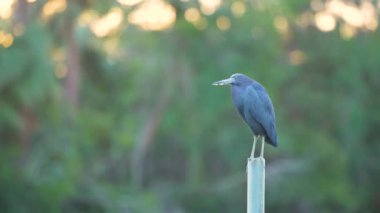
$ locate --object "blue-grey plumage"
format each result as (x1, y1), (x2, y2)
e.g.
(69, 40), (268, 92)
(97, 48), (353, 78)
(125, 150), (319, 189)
(213, 73), (278, 147)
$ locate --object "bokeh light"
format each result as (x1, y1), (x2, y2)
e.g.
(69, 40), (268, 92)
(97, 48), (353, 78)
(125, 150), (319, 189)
(326, 0), (345, 16)
(341, 5), (363, 27)
(216, 16), (231, 31)
(90, 7), (124, 37)
(0, 0), (14, 19)
(231, 1), (246, 18)
(361, 1), (378, 31)
(0, 31), (14, 48)
(42, 0), (67, 19)
(199, 0), (221, 15)
(274, 16), (289, 35)
(289, 49), (306, 66)
(128, 0), (176, 31)
(55, 63), (68, 79)
(314, 12), (336, 32)
(312, 0), (378, 33)
(185, 8), (201, 23)
(339, 23), (357, 40)
(117, 0), (142, 6)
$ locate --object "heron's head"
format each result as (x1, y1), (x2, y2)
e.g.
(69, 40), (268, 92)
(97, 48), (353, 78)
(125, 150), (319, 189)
(212, 73), (252, 87)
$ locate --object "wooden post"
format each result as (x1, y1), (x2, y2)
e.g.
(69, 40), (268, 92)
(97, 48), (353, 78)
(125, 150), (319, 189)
(247, 154), (265, 213)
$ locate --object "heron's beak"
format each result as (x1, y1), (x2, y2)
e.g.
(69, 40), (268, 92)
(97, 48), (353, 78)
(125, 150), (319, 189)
(212, 77), (235, 86)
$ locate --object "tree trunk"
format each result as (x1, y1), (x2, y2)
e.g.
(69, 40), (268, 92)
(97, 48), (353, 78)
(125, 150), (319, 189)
(131, 87), (171, 186)
(64, 15), (80, 108)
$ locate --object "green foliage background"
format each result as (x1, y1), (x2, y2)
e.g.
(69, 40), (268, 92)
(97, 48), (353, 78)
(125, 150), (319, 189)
(1, 0), (380, 212)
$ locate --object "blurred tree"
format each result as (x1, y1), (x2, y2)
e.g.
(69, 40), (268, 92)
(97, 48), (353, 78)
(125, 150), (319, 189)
(0, 0), (379, 212)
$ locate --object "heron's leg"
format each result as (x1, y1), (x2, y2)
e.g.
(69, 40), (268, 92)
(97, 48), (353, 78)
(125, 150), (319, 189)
(250, 135), (257, 158)
(260, 136), (265, 158)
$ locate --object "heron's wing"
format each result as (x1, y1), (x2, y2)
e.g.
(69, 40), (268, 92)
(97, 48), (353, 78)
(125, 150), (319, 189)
(236, 104), (246, 123)
(244, 84), (277, 146)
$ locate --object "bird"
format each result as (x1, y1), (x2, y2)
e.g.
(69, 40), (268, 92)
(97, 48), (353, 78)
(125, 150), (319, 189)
(212, 73), (277, 158)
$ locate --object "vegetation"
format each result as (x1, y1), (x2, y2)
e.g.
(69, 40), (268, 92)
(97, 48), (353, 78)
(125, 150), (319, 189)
(1, 0), (380, 212)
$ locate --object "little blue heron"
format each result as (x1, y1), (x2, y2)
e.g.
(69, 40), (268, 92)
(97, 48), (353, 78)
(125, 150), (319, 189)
(212, 73), (278, 157)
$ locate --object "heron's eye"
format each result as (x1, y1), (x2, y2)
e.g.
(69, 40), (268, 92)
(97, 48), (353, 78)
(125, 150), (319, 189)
(231, 78), (238, 85)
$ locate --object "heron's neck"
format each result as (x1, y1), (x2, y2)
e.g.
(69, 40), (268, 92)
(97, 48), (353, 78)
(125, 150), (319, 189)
(231, 86), (245, 106)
